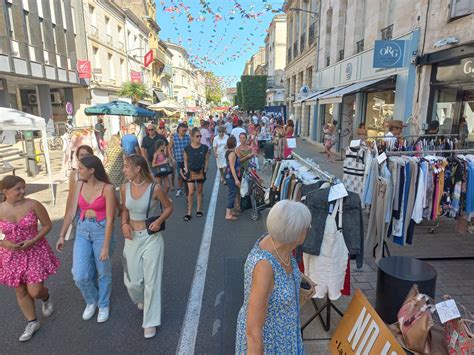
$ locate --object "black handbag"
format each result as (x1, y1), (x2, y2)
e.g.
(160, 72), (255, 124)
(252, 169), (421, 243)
(145, 183), (165, 235)
(153, 163), (172, 177)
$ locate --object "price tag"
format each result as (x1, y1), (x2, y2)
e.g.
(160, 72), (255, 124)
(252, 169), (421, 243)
(350, 139), (361, 148)
(328, 183), (348, 202)
(435, 299), (461, 324)
(377, 152), (387, 164)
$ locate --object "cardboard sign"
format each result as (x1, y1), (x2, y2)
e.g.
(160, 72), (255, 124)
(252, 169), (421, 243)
(330, 289), (405, 355)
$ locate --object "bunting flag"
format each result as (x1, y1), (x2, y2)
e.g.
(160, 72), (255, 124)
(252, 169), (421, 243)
(159, 0), (284, 71)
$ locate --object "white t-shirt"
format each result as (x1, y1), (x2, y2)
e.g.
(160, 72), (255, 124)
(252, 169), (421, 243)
(252, 115), (258, 124)
(200, 128), (211, 148)
(231, 127), (246, 147)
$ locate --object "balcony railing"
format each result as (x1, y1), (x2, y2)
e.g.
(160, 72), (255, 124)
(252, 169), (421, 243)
(300, 32), (306, 53)
(293, 42), (298, 59)
(381, 24), (393, 40)
(308, 23), (316, 46)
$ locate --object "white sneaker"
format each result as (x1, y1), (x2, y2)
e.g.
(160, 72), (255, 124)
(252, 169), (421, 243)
(19, 321), (40, 342)
(97, 307), (109, 323)
(137, 302), (144, 311)
(176, 189), (183, 197)
(41, 296), (54, 318)
(82, 303), (97, 321)
(144, 326), (156, 339)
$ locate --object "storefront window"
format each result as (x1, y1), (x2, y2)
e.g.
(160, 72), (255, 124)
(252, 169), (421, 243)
(365, 91), (395, 136)
(320, 103), (334, 142)
(431, 88), (457, 134)
(461, 89), (474, 145)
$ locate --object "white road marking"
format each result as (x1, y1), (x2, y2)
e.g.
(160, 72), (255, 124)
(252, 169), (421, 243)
(214, 291), (224, 307)
(212, 319), (221, 336)
(176, 170), (221, 354)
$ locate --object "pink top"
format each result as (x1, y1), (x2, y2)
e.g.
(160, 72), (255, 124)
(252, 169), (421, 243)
(78, 184), (107, 221)
(154, 152), (167, 164)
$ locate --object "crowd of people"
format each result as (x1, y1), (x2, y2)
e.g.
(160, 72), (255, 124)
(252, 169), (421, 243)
(0, 110), (302, 345)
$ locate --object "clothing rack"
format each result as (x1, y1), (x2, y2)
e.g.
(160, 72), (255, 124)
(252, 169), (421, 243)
(292, 152), (335, 181)
(385, 148), (474, 155)
(375, 148), (474, 262)
(292, 152), (345, 337)
(364, 133), (460, 140)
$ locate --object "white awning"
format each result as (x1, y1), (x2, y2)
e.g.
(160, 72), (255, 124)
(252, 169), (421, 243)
(294, 89), (328, 105)
(305, 87), (350, 103)
(318, 77), (390, 104)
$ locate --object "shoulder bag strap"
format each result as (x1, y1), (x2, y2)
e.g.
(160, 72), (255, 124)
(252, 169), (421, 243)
(146, 183), (156, 219)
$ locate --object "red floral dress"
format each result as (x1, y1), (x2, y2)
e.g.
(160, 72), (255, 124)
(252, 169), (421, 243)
(0, 210), (59, 287)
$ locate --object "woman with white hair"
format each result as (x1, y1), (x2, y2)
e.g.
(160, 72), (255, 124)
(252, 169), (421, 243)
(235, 200), (313, 354)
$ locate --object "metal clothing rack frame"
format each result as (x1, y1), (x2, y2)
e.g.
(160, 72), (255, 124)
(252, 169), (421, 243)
(292, 153), (346, 338)
(364, 133), (460, 140)
(376, 148), (474, 261)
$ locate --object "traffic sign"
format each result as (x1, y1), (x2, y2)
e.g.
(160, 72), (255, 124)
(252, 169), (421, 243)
(144, 49), (154, 68)
(65, 101), (73, 115)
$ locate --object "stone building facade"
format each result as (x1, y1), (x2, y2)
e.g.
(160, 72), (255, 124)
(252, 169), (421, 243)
(0, 0), (87, 132)
(283, 0), (319, 137)
(265, 14), (287, 107)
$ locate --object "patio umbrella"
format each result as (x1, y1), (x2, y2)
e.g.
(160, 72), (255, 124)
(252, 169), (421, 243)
(84, 100), (156, 117)
(148, 99), (183, 113)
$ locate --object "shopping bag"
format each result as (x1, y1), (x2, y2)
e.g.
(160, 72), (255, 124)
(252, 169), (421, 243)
(443, 296), (474, 354)
(240, 176), (249, 197)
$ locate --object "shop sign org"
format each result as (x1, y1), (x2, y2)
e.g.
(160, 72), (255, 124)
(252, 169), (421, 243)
(373, 40), (406, 69)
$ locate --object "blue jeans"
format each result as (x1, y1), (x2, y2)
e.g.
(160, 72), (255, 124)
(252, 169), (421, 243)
(72, 218), (113, 308)
(226, 178), (238, 209)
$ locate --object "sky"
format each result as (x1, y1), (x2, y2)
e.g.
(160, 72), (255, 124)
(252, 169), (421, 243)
(155, 1), (285, 87)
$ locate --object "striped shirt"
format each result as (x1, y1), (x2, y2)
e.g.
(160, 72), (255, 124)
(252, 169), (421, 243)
(172, 133), (191, 163)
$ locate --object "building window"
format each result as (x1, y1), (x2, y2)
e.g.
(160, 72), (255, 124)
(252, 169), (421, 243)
(307, 67), (313, 89)
(92, 46), (99, 68)
(325, 8), (333, 67)
(108, 53), (114, 81)
(6, 3), (14, 39)
(365, 91), (395, 133)
(60, 0), (67, 29)
(326, 56), (330, 67)
(450, 0), (474, 19)
(381, 24), (393, 40)
(71, 6), (77, 34)
(430, 88), (457, 133)
(120, 58), (126, 83)
(339, 49), (344, 61)
(89, 5), (96, 27)
(356, 40), (364, 53)
(49, 0), (56, 24)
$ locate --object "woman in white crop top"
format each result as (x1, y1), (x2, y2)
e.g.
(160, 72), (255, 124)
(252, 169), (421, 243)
(120, 154), (173, 339)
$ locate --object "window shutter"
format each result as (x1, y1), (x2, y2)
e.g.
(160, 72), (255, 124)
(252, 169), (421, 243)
(450, 0), (474, 18)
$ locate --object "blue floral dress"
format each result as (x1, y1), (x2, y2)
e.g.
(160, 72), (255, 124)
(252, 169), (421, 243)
(235, 237), (304, 354)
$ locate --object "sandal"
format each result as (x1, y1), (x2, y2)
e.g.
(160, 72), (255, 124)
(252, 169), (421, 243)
(183, 215), (192, 221)
(196, 211), (204, 217)
(225, 215), (239, 220)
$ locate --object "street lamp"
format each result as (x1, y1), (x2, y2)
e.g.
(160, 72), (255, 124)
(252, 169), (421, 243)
(288, 7), (318, 16)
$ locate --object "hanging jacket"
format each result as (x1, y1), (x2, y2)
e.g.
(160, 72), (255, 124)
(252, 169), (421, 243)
(302, 187), (364, 268)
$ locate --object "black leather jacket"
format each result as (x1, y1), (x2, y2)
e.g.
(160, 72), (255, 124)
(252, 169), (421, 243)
(301, 187), (364, 268)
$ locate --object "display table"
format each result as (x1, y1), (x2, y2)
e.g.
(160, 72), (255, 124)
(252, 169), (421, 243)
(375, 256), (437, 324)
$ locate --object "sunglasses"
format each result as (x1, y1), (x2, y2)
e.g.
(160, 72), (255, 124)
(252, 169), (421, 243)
(148, 128), (155, 131)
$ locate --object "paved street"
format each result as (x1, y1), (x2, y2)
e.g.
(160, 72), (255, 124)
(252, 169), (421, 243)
(1, 140), (474, 354)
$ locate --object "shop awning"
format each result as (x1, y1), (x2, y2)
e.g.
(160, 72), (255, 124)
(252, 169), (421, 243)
(294, 90), (328, 105)
(318, 78), (390, 104)
(153, 90), (167, 102)
(305, 87), (350, 103)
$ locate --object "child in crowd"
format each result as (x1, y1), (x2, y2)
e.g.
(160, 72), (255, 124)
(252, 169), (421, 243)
(152, 140), (171, 193)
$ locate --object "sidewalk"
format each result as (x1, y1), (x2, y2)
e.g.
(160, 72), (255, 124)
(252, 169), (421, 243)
(293, 138), (474, 353)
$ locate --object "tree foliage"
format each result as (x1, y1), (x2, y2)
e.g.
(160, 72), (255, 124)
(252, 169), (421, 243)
(235, 82), (242, 107)
(240, 75), (267, 111)
(118, 82), (147, 103)
(204, 71), (223, 105)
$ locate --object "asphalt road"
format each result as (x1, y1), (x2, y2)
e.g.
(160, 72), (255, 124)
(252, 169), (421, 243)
(0, 158), (267, 354)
